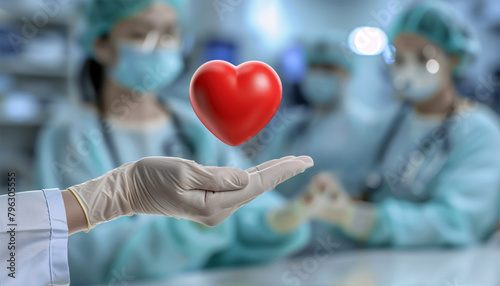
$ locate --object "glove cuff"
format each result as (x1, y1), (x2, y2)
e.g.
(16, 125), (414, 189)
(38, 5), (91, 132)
(67, 187), (91, 233)
(67, 164), (135, 231)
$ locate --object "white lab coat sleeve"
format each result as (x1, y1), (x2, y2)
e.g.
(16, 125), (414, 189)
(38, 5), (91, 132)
(0, 189), (70, 286)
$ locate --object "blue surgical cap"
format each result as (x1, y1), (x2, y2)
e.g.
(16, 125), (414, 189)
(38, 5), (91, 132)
(306, 41), (354, 72)
(81, 0), (185, 58)
(389, 1), (479, 75)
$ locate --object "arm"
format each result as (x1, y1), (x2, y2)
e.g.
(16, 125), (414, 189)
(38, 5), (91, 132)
(67, 156), (312, 232)
(59, 155), (313, 235)
(79, 150), (314, 280)
(1, 156), (312, 285)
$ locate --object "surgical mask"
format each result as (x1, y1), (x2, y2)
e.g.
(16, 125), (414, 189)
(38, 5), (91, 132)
(390, 48), (442, 103)
(300, 71), (341, 105)
(110, 42), (184, 93)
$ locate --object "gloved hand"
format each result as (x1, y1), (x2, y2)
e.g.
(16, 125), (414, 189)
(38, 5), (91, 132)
(270, 172), (376, 239)
(301, 173), (353, 223)
(302, 172), (377, 240)
(68, 156), (313, 231)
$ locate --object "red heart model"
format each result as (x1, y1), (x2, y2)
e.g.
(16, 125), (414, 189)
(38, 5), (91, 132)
(190, 60), (282, 146)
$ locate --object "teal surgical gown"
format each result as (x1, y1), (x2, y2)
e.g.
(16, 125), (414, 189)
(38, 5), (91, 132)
(259, 100), (500, 248)
(364, 104), (500, 247)
(34, 99), (309, 285)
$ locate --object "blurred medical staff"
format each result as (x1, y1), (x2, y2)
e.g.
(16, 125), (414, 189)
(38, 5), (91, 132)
(256, 41), (386, 253)
(276, 2), (500, 247)
(259, 41), (383, 198)
(34, 1), (310, 284)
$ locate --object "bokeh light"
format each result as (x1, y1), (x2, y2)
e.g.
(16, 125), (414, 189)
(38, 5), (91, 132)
(348, 26), (388, 56)
(426, 59), (440, 74)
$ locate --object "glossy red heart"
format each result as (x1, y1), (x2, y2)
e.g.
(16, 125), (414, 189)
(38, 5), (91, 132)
(190, 60), (282, 146)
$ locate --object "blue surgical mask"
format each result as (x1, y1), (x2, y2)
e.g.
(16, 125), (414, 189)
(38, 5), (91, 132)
(110, 43), (184, 93)
(300, 71), (341, 105)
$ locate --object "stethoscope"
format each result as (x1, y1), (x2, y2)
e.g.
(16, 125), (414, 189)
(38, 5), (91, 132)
(98, 100), (196, 169)
(361, 101), (456, 202)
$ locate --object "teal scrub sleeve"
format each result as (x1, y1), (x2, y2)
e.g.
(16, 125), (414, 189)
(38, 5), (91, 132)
(365, 118), (500, 247)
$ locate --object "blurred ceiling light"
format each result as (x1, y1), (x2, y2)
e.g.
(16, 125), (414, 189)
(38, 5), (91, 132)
(348, 26), (388, 56)
(247, 0), (283, 40)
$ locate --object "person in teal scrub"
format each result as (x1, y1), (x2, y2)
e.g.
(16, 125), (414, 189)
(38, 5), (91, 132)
(255, 40), (388, 253)
(34, 1), (310, 284)
(258, 40), (384, 199)
(273, 2), (500, 247)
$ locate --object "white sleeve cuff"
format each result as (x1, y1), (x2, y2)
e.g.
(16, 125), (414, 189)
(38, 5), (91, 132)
(43, 188), (70, 285)
(0, 189), (70, 285)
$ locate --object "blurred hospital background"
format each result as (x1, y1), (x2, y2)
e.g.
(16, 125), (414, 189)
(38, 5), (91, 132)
(0, 0), (498, 191)
(1, 0), (500, 285)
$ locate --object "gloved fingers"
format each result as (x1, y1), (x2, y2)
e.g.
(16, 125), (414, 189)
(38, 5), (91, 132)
(292, 156), (315, 168)
(246, 156), (295, 174)
(256, 156), (313, 191)
(188, 165), (250, 191)
(245, 156), (312, 174)
(222, 157), (313, 207)
(192, 155), (300, 194)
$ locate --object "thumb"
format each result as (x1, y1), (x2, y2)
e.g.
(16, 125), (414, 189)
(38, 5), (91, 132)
(190, 165), (250, 191)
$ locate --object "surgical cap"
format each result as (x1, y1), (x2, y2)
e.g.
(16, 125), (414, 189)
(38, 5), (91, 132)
(306, 41), (354, 72)
(389, 2), (479, 75)
(81, 0), (185, 58)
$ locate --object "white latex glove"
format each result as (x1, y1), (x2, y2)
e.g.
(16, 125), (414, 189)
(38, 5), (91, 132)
(267, 172), (349, 233)
(296, 172), (376, 240)
(68, 156), (313, 231)
(302, 173), (353, 223)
